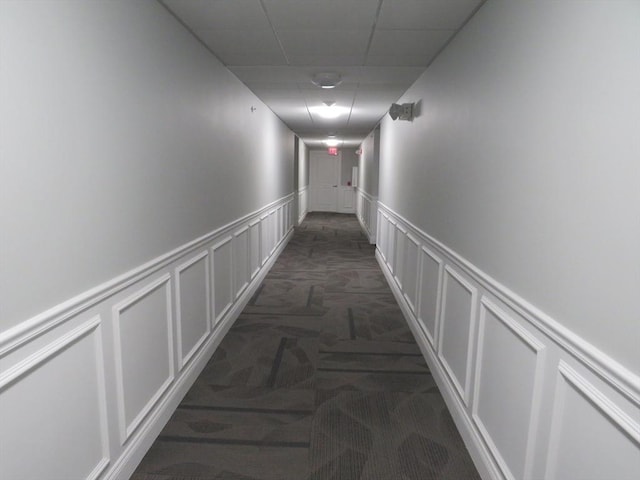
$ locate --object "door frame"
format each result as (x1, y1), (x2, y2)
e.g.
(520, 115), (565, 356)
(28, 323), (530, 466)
(309, 149), (341, 212)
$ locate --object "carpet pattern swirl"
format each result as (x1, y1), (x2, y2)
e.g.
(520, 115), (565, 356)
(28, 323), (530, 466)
(132, 212), (480, 480)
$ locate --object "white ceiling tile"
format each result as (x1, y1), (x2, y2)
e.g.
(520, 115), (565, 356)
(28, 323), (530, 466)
(355, 66), (426, 84)
(310, 115), (350, 130)
(368, 29), (453, 57)
(222, 53), (288, 66)
(355, 85), (408, 103)
(263, 0), (379, 29)
(377, 0), (482, 30)
(278, 29), (370, 57)
(365, 55), (435, 67)
(245, 82), (301, 93)
(197, 29), (283, 55)
(163, 0), (270, 30)
(163, 0), (484, 145)
(288, 55), (367, 67)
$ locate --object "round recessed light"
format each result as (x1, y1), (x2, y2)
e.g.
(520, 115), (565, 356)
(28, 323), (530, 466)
(311, 72), (342, 89)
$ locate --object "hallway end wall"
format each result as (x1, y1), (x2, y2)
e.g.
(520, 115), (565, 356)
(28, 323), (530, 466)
(0, 1), (295, 479)
(377, 1), (639, 479)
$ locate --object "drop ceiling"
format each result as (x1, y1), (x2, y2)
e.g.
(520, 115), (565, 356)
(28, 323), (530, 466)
(161, 0), (484, 148)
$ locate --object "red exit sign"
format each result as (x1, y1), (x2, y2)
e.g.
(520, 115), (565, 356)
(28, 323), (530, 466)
(327, 147), (339, 156)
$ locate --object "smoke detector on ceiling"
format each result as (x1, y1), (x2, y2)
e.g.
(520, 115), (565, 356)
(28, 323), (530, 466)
(311, 72), (342, 89)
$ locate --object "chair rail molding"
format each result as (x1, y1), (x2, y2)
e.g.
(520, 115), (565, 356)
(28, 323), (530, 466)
(375, 201), (640, 480)
(0, 193), (296, 480)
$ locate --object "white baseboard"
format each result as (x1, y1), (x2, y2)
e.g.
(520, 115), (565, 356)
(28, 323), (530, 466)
(375, 203), (640, 480)
(0, 194), (296, 480)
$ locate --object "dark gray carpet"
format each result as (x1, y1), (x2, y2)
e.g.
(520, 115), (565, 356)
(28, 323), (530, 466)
(132, 212), (481, 480)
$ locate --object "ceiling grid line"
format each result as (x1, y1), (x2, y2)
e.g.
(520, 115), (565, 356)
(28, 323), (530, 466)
(258, 0), (290, 66)
(162, 0), (486, 147)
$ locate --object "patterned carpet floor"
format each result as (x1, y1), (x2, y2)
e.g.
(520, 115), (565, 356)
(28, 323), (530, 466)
(132, 212), (481, 480)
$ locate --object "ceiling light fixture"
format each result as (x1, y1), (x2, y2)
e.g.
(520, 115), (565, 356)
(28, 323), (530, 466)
(323, 137), (340, 147)
(310, 101), (349, 119)
(311, 72), (342, 89)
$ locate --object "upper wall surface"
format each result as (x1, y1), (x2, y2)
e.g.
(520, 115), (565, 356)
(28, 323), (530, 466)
(0, 0), (294, 330)
(379, 0), (640, 371)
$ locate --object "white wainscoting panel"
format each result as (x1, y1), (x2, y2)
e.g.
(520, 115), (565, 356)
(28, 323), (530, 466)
(269, 210), (277, 255)
(174, 252), (210, 371)
(387, 219), (396, 273)
(233, 227), (250, 299)
(249, 220), (261, 279)
(473, 298), (546, 480)
(544, 362), (640, 480)
(0, 193), (295, 480)
(394, 226), (407, 289)
(374, 201), (640, 480)
(438, 266), (478, 405)
(377, 212), (388, 261)
(298, 186), (309, 224)
(212, 237), (233, 324)
(417, 246), (443, 348)
(260, 214), (270, 265)
(0, 318), (109, 480)
(356, 189), (377, 243)
(112, 275), (174, 443)
(403, 233), (420, 314)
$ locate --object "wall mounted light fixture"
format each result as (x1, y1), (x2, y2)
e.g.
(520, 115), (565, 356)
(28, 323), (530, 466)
(389, 103), (415, 121)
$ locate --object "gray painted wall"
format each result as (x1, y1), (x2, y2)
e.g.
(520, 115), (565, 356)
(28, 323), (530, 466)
(378, 0), (639, 372)
(358, 127), (380, 197)
(298, 140), (309, 188)
(0, 0), (294, 331)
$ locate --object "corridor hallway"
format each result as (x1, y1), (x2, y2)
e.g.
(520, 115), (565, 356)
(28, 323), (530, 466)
(133, 213), (480, 480)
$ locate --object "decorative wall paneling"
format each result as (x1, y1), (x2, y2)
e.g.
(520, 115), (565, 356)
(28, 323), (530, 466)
(338, 186), (356, 213)
(0, 194), (295, 480)
(375, 202), (640, 480)
(356, 188), (377, 243)
(174, 252), (211, 371)
(298, 185), (308, 224)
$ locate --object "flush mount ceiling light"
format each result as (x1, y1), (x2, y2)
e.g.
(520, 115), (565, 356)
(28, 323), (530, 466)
(323, 136), (340, 147)
(309, 101), (349, 119)
(311, 72), (342, 89)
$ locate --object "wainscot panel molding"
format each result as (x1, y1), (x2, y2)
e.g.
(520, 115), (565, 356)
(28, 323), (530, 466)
(175, 251), (211, 371)
(338, 186), (356, 213)
(212, 237), (233, 325)
(416, 245), (444, 349)
(0, 193), (295, 480)
(233, 227), (250, 300)
(375, 201), (640, 480)
(356, 188), (377, 243)
(544, 361), (640, 480)
(438, 265), (478, 407)
(298, 185), (309, 224)
(472, 298), (546, 480)
(0, 317), (110, 480)
(402, 233), (420, 315)
(393, 225), (407, 290)
(112, 274), (175, 444)
(248, 220), (261, 279)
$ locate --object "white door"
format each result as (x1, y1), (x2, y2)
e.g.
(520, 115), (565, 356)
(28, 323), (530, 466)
(310, 150), (340, 212)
